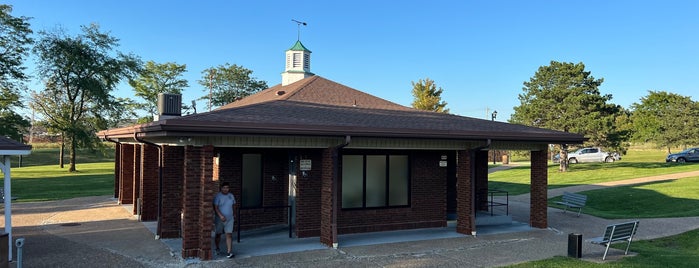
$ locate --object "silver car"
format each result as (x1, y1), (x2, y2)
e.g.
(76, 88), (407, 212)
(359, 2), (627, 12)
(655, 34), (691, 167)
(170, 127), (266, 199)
(567, 147), (621, 163)
(666, 148), (699, 163)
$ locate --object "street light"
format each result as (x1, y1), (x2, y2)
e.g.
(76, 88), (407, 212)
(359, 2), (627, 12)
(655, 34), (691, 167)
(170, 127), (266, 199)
(491, 111), (497, 164)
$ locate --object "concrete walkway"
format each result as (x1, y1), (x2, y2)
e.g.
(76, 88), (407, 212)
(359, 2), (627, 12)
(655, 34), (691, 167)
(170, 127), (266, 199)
(2, 169), (699, 267)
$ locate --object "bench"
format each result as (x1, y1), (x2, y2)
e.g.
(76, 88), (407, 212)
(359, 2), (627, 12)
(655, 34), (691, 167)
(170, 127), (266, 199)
(555, 192), (587, 216)
(589, 220), (640, 260)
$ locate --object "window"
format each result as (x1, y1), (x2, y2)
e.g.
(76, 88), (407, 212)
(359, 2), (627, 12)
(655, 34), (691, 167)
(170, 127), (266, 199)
(242, 154), (262, 208)
(341, 154), (409, 209)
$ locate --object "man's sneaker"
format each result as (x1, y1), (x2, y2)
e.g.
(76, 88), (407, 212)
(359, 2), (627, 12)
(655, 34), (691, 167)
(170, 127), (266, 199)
(227, 252), (235, 259)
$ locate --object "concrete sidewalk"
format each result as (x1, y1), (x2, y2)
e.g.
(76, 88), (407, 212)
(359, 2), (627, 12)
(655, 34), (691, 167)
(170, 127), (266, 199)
(3, 170), (699, 267)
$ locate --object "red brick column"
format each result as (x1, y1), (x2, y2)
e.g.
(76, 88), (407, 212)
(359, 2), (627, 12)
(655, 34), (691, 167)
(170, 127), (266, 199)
(319, 148), (335, 247)
(530, 150), (548, 228)
(133, 145), (142, 215)
(181, 145), (217, 260)
(114, 143), (121, 199)
(140, 144), (159, 221)
(295, 150), (323, 238)
(456, 150), (474, 235)
(475, 150), (489, 211)
(119, 144), (134, 205)
(160, 145), (183, 239)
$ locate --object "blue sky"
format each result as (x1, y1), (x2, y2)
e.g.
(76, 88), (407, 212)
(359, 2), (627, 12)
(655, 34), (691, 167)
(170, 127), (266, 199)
(7, 1), (698, 121)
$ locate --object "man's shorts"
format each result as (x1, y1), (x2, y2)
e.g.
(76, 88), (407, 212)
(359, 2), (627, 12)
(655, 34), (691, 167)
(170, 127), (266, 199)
(215, 218), (234, 234)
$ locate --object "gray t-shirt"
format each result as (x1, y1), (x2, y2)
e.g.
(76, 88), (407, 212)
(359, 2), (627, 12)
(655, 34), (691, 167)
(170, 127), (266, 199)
(214, 192), (236, 220)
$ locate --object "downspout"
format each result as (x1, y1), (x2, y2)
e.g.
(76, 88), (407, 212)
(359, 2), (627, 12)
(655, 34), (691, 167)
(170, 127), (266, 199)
(469, 139), (491, 236)
(331, 135), (351, 248)
(134, 132), (164, 240)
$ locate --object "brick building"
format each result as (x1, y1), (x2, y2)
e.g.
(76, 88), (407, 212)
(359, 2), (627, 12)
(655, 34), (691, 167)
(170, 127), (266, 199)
(97, 40), (584, 260)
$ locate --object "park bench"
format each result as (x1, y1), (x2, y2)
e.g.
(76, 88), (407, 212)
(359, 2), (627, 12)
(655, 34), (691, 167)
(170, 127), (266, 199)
(555, 192), (587, 216)
(589, 220), (640, 260)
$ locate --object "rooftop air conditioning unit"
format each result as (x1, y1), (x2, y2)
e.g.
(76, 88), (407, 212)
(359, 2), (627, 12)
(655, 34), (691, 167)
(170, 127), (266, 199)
(157, 93), (181, 116)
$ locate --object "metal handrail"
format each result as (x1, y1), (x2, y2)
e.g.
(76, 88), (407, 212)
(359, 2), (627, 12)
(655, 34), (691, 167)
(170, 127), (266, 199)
(487, 189), (509, 216)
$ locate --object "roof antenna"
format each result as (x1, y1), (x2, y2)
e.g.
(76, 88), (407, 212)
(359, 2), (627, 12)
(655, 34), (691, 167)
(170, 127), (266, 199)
(291, 19), (307, 41)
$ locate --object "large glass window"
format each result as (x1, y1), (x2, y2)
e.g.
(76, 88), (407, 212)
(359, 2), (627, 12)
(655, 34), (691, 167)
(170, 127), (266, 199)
(341, 154), (409, 209)
(242, 154), (262, 208)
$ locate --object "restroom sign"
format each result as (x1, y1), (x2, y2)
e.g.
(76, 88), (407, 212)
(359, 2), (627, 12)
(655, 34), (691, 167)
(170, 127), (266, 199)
(300, 159), (312, 171)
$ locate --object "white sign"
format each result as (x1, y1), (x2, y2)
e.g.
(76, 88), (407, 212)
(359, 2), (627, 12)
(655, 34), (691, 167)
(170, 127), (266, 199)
(439, 160), (447, 167)
(300, 159), (312, 171)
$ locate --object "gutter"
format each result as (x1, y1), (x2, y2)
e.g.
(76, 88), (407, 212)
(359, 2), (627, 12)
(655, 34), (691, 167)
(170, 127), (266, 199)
(133, 132), (164, 240)
(331, 135), (351, 248)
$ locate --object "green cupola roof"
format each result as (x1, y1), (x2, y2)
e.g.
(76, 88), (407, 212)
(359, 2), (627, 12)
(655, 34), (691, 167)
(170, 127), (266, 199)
(288, 40), (312, 52)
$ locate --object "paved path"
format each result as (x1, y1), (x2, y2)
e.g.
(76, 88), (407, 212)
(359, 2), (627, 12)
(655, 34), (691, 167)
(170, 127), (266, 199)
(2, 169), (699, 267)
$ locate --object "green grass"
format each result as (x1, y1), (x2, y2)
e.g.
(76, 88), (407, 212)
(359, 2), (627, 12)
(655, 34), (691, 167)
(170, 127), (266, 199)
(489, 150), (699, 196)
(508, 229), (699, 267)
(11, 147), (115, 167)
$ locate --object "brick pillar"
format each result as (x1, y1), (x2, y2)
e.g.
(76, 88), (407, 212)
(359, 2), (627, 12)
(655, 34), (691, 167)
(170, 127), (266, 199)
(133, 145), (142, 215)
(181, 145), (217, 260)
(119, 144), (134, 205)
(530, 150), (548, 228)
(319, 148), (335, 247)
(475, 150), (489, 211)
(140, 144), (159, 221)
(114, 143), (121, 199)
(456, 150), (474, 235)
(160, 145), (184, 239)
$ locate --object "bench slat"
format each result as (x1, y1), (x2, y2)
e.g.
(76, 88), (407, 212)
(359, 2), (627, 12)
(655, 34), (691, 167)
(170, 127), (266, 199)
(555, 192), (587, 217)
(590, 220), (640, 260)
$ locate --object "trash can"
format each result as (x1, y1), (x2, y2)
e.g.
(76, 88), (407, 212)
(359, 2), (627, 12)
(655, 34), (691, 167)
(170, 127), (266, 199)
(501, 154), (509, 164)
(568, 233), (582, 258)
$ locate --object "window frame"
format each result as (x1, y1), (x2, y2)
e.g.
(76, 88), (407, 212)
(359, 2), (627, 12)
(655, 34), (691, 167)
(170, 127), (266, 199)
(341, 151), (411, 210)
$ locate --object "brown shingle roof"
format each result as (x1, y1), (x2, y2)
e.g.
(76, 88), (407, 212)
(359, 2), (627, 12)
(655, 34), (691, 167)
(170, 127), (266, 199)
(0, 137), (32, 154)
(218, 76), (412, 111)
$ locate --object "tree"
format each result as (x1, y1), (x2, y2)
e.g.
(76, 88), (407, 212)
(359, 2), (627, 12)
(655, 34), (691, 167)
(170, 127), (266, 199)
(510, 61), (625, 171)
(0, 5), (32, 141)
(198, 63), (268, 109)
(128, 61), (188, 122)
(410, 78), (449, 113)
(31, 24), (140, 172)
(630, 91), (699, 153)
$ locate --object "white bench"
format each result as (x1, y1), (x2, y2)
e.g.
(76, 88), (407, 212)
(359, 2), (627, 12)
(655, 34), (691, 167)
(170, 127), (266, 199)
(589, 220), (640, 260)
(555, 192), (587, 217)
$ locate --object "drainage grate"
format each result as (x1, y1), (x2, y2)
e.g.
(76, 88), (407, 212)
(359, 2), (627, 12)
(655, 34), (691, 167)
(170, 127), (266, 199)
(60, 223), (81, 227)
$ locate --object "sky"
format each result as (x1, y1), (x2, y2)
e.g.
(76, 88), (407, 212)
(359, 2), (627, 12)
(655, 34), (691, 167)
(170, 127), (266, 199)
(7, 0), (699, 121)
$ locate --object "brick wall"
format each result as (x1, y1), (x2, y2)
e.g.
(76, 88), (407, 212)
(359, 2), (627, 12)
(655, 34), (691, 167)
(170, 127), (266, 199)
(319, 147), (334, 246)
(140, 144), (159, 221)
(530, 150), (548, 228)
(295, 149), (323, 238)
(181, 145), (216, 260)
(160, 145), (183, 239)
(456, 150), (474, 234)
(119, 144), (134, 205)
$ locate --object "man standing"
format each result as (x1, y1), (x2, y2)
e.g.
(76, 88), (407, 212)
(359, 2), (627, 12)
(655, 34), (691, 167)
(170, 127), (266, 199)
(214, 182), (236, 258)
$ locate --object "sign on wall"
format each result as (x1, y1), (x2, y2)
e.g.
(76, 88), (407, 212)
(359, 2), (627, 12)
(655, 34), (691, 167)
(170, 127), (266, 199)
(300, 159), (312, 171)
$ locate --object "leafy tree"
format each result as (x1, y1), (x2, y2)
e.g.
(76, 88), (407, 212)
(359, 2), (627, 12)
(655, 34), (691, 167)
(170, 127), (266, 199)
(31, 24), (140, 172)
(410, 78), (449, 113)
(630, 91), (699, 153)
(0, 5), (32, 141)
(510, 61), (625, 171)
(128, 61), (188, 121)
(198, 63), (268, 110)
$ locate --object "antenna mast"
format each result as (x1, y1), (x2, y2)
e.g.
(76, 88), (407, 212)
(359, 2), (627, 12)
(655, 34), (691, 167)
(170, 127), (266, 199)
(291, 19), (307, 40)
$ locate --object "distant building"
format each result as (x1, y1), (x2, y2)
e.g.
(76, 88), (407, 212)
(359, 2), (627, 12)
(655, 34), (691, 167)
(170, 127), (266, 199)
(98, 40), (584, 260)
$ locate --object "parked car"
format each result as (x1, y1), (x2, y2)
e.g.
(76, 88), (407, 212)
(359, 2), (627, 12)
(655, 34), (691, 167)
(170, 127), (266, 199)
(554, 147), (621, 163)
(666, 147), (699, 163)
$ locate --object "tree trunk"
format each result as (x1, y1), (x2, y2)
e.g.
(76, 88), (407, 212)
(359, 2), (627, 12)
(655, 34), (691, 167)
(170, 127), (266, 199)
(59, 135), (65, 168)
(558, 144), (569, 172)
(69, 134), (77, 172)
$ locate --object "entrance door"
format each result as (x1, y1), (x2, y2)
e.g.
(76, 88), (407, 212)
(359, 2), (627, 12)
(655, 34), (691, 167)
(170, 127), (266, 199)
(288, 153), (297, 237)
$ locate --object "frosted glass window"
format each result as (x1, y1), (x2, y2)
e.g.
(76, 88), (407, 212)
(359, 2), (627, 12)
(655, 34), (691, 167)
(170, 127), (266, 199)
(366, 155), (387, 207)
(342, 155), (363, 208)
(242, 154), (262, 208)
(389, 155), (409, 206)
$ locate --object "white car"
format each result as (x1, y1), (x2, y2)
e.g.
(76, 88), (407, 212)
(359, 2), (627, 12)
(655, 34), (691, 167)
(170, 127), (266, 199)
(567, 147), (621, 163)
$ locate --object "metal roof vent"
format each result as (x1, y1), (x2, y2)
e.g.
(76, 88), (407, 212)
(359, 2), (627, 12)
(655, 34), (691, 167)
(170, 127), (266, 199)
(276, 90), (286, 96)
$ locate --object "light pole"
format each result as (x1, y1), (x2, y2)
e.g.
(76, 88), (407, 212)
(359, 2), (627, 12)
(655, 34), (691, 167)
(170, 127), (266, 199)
(491, 111), (497, 164)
